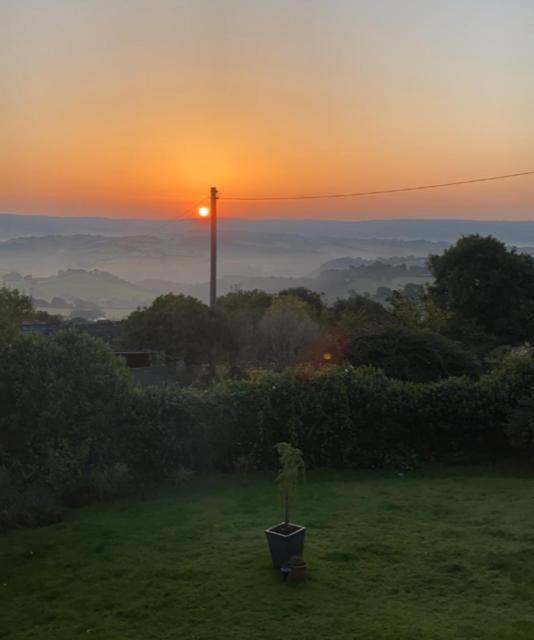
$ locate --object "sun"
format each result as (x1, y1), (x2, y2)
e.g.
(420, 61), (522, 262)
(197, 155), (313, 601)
(198, 206), (210, 218)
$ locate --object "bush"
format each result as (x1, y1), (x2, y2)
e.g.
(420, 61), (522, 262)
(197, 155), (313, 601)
(4, 330), (534, 529)
(0, 468), (64, 529)
(347, 325), (481, 382)
(120, 358), (534, 474)
(0, 329), (133, 494)
(505, 392), (534, 462)
(123, 293), (214, 364)
(89, 463), (133, 500)
(0, 330), (133, 525)
(170, 467), (196, 487)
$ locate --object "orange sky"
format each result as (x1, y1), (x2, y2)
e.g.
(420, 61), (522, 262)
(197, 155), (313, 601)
(2, 0), (534, 220)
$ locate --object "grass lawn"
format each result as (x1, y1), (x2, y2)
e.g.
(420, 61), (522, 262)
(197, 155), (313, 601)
(2, 466), (534, 639)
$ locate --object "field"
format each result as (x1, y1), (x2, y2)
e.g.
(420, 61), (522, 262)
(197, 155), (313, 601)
(2, 467), (534, 639)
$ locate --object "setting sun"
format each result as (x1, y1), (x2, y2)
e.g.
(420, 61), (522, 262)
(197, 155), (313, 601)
(198, 206), (210, 218)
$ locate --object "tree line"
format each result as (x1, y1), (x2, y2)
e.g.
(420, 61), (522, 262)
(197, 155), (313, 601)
(2, 234), (534, 528)
(122, 235), (534, 381)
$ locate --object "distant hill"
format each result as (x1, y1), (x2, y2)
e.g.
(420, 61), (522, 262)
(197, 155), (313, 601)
(1, 214), (533, 300)
(2, 213), (534, 244)
(0, 229), (446, 282)
(1, 257), (433, 313)
(316, 254), (429, 272)
(2, 269), (153, 306)
(222, 219), (534, 244)
(0, 213), (180, 240)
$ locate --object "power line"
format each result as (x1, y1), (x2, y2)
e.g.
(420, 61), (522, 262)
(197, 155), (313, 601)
(173, 197), (209, 222)
(220, 170), (534, 202)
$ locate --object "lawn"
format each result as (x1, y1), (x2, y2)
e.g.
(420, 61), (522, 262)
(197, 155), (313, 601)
(2, 467), (534, 639)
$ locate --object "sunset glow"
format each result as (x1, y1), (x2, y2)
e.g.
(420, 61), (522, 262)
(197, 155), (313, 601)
(2, 1), (534, 220)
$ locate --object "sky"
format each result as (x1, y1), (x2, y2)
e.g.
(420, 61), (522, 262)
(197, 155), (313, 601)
(1, 0), (534, 220)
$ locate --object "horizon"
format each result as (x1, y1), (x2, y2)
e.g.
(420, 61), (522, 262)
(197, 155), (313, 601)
(4, 211), (534, 225)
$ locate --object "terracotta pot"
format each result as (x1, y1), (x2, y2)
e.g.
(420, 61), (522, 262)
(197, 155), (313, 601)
(288, 563), (307, 583)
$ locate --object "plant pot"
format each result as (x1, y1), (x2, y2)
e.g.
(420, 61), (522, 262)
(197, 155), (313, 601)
(265, 522), (305, 569)
(288, 561), (307, 583)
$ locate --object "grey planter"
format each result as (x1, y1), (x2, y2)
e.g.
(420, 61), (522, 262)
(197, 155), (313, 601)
(265, 522), (306, 569)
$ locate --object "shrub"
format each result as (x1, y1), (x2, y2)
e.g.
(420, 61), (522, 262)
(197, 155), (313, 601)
(0, 469), (64, 530)
(4, 333), (534, 529)
(89, 463), (133, 500)
(505, 392), (534, 461)
(117, 358), (534, 476)
(123, 293), (214, 364)
(170, 467), (196, 487)
(0, 329), (133, 495)
(347, 325), (481, 382)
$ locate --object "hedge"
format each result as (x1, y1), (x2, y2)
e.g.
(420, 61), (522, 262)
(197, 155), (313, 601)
(124, 359), (534, 476)
(2, 332), (534, 528)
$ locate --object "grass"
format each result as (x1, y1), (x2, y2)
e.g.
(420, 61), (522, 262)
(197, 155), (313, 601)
(2, 466), (534, 639)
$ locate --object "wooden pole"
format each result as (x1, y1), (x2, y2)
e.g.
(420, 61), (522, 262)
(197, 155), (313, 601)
(209, 186), (218, 309)
(209, 187), (218, 378)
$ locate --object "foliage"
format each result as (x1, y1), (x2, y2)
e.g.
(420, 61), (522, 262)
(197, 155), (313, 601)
(347, 325), (481, 382)
(216, 289), (273, 364)
(123, 293), (214, 363)
(258, 296), (320, 369)
(274, 442), (305, 523)
(0, 329), (133, 520)
(4, 330), (534, 529)
(0, 467), (64, 528)
(505, 392), (534, 461)
(88, 463), (133, 500)
(278, 287), (324, 317)
(428, 235), (534, 344)
(0, 286), (34, 346)
(332, 293), (394, 328)
(389, 289), (451, 335)
(170, 466), (196, 487)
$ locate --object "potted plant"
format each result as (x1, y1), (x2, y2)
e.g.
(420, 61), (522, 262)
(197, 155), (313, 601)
(265, 442), (306, 569)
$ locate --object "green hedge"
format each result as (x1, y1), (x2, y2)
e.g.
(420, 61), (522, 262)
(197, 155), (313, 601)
(2, 331), (534, 528)
(124, 359), (534, 476)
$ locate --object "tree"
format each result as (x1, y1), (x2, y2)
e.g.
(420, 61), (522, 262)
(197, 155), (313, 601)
(347, 325), (481, 382)
(374, 286), (393, 304)
(259, 296), (320, 370)
(216, 289), (273, 365)
(278, 287), (324, 317)
(0, 330), (132, 493)
(332, 293), (395, 328)
(505, 394), (534, 462)
(428, 235), (534, 344)
(389, 288), (450, 335)
(123, 293), (213, 364)
(0, 286), (34, 346)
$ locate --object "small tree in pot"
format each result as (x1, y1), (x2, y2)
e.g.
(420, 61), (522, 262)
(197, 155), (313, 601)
(265, 442), (306, 569)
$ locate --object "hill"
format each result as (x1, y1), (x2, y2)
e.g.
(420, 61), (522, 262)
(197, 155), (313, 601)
(2, 269), (153, 307)
(3, 213), (534, 244)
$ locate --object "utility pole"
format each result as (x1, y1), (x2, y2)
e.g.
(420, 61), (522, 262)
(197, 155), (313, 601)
(209, 186), (218, 378)
(209, 186), (218, 309)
